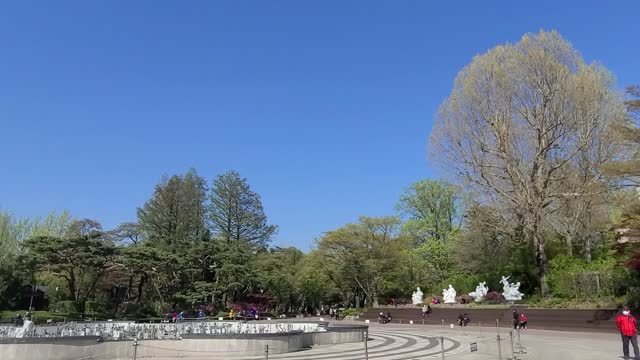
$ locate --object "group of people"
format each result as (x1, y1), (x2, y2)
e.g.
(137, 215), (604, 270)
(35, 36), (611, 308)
(457, 313), (470, 327)
(328, 307), (343, 320)
(378, 311), (393, 324)
(12, 312), (30, 327)
(512, 309), (528, 330)
(167, 309), (207, 322)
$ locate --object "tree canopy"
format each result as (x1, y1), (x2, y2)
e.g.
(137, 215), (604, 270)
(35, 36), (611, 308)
(2, 31), (639, 317)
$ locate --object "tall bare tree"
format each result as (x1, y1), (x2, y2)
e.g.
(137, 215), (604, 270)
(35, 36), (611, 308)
(602, 85), (640, 185)
(429, 31), (627, 295)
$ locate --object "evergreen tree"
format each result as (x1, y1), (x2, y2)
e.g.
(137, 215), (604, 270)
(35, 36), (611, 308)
(208, 170), (277, 248)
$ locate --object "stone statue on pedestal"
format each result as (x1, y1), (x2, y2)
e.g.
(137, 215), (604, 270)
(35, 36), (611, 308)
(500, 276), (524, 301)
(412, 287), (424, 304)
(469, 281), (489, 302)
(442, 284), (457, 304)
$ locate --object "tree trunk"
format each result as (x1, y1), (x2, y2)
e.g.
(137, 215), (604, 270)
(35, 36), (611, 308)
(585, 235), (592, 262)
(534, 232), (549, 296)
(136, 275), (146, 304)
(371, 290), (379, 307)
(68, 271), (78, 302)
(566, 234), (573, 257)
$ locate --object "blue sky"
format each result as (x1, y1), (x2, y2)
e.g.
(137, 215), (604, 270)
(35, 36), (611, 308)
(1, 1), (639, 250)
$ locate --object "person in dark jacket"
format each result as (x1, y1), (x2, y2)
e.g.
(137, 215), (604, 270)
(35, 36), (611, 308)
(512, 309), (520, 330)
(14, 314), (23, 327)
(422, 304), (432, 318)
(617, 306), (640, 359)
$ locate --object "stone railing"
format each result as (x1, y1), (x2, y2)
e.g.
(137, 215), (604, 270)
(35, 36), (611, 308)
(0, 320), (324, 341)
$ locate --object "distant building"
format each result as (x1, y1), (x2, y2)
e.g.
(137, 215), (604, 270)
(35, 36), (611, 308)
(19, 285), (49, 310)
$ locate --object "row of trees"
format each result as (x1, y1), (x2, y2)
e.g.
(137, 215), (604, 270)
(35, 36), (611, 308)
(2, 31), (640, 316)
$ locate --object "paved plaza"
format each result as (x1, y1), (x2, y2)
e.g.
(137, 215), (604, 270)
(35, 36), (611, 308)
(125, 322), (624, 360)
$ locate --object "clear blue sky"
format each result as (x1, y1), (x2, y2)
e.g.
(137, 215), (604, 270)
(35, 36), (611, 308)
(1, 1), (638, 250)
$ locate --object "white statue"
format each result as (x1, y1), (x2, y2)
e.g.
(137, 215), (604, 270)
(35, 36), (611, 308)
(412, 287), (424, 304)
(469, 281), (489, 302)
(442, 284), (457, 304)
(500, 276), (524, 301)
(14, 320), (34, 338)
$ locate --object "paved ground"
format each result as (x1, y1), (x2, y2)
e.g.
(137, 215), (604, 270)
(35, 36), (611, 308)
(358, 307), (622, 333)
(152, 322), (625, 360)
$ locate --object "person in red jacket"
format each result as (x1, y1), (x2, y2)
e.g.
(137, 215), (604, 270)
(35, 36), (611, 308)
(617, 306), (640, 359)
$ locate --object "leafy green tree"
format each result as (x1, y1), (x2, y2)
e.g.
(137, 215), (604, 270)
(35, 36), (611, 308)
(318, 216), (406, 307)
(117, 245), (165, 306)
(255, 247), (304, 313)
(397, 179), (459, 243)
(215, 239), (255, 307)
(108, 222), (143, 245)
(295, 250), (337, 312)
(31, 211), (73, 238)
(208, 171), (277, 248)
(0, 210), (73, 309)
(25, 223), (117, 313)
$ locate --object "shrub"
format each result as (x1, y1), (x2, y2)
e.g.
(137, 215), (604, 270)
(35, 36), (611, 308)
(626, 287), (640, 310)
(342, 308), (360, 317)
(456, 294), (473, 304)
(548, 254), (619, 298)
(51, 300), (78, 314)
(484, 291), (504, 304)
(85, 301), (105, 316)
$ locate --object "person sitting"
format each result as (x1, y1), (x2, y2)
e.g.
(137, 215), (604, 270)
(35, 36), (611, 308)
(386, 311), (393, 323)
(519, 313), (527, 329)
(512, 309), (520, 330)
(422, 304), (432, 318)
(378, 312), (387, 324)
(14, 314), (23, 327)
(463, 313), (470, 326)
(461, 297), (467, 304)
(457, 313), (465, 326)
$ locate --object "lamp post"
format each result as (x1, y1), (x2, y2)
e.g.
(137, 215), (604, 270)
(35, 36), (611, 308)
(28, 284), (38, 311)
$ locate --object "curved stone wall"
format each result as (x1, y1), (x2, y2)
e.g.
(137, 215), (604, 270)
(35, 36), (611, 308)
(0, 321), (368, 360)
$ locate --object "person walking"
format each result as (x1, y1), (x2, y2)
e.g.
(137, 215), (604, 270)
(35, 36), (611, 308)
(617, 306), (640, 359)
